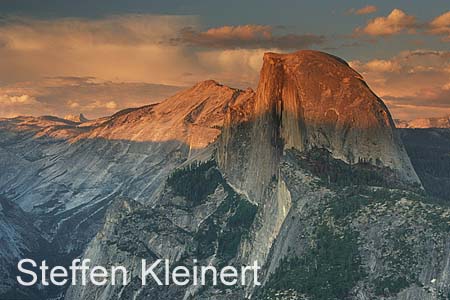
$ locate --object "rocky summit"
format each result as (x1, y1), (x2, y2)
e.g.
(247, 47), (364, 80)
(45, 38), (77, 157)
(64, 113), (89, 123)
(1, 50), (450, 300)
(265, 51), (419, 184)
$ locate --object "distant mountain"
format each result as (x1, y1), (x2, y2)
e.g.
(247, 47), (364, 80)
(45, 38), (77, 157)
(64, 113), (89, 123)
(1, 51), (450, 300)
(396, 115), (450, 128)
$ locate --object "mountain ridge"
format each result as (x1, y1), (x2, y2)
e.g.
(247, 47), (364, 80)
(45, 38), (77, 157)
(396, 115), (450, 128)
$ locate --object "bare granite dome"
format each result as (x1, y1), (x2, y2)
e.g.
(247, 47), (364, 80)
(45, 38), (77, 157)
(256, 50), (420, 184)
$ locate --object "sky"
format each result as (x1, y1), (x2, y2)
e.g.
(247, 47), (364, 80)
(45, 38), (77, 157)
(0, 1), (449, 120)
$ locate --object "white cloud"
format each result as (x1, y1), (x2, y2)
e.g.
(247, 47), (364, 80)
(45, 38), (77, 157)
(362, 59), (400, 72)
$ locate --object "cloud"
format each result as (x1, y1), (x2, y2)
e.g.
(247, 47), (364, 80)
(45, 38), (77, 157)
(355, 9), (417, 36)
(173, 25), (326, 49)
(0, 15), (195, 50)
(0, 94), (42, 118)
(349, 5), (378, 15)
(0, 77), (183, 118)
(350, 50), (450, 119)
(0, 94), (37, 105)
(0, 15), (298, 100)
(196, 48), (273, 87)
(364, 59), (400, 72)
(0, 15), (210, 86)
(429, 11), (450, 41)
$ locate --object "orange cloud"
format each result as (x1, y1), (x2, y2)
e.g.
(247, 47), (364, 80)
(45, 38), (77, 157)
(196, 48), (272, 87)
(203, 25), (272, 40)
(0, 94), (43, 117)
(364, 59), (400, 72)
(174, 25), (325, 49)
(355, 9), (417, 36)
(429, 11), (450, 41)
(0, 15), (206, 86)
(0, 77), (183, 118)
(350, 5), (378, 15)
(0, 15), (291, 96)
(350, 50), (450, 119)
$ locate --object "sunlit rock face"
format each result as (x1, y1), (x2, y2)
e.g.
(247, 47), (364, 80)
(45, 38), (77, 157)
(220, 51), (421, 203)
(80, 80), (254, 150)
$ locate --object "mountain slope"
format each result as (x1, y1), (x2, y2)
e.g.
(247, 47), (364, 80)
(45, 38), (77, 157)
(78, 80), (252, 149)
(0, 81), (253, 298)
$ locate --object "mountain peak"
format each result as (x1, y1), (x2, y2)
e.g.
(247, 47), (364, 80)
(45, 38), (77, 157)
(220, 50), (421, 187)
(80, 80), (254, 150)
(64, 113), (88, 123)
(192, 79), (223, 89)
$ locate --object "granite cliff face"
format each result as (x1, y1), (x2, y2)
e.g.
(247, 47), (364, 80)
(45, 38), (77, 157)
(1, 50), (449, 300)
(219, 51), (420, 192)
